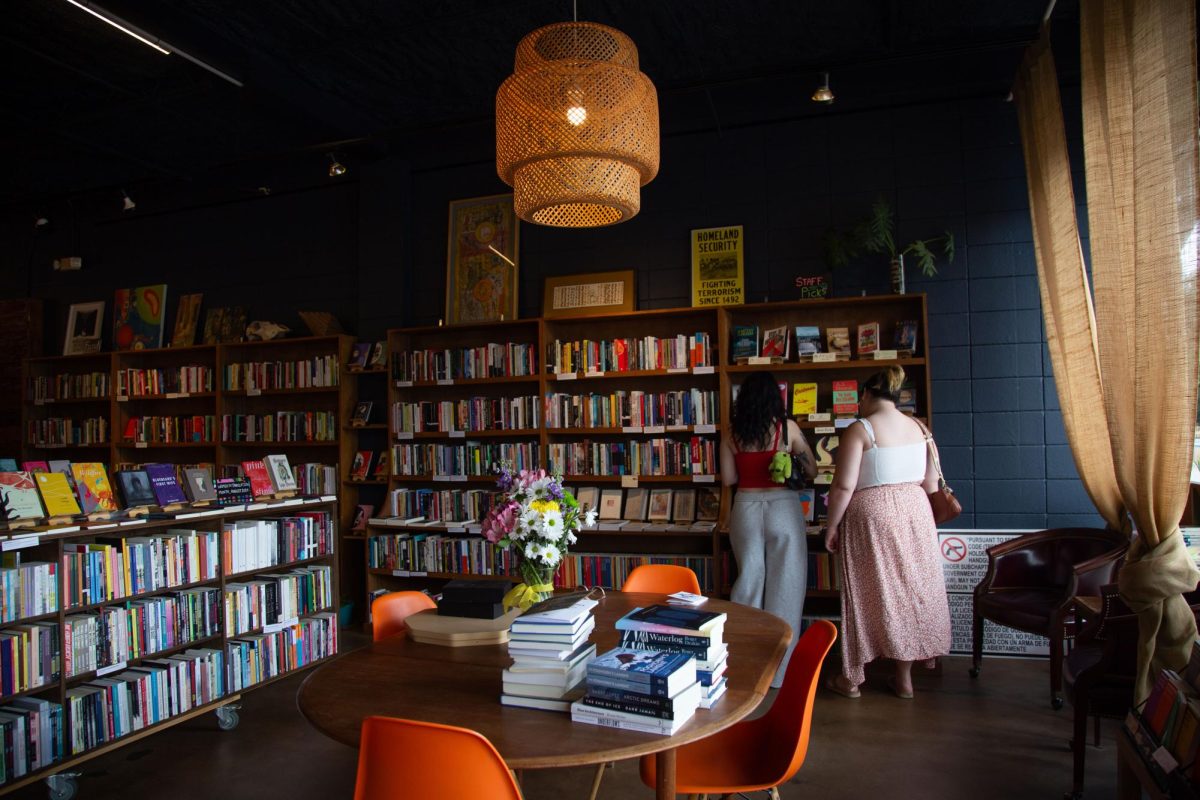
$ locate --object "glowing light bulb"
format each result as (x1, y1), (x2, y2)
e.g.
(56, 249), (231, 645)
(566, 104), (588, 125)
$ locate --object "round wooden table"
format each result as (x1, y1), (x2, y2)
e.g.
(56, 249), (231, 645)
(298, 592), (791, 799)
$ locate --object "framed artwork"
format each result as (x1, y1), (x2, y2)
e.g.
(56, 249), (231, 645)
(170, 293), (203, 347)
(113, 284), (168, 350)
(445, 194), (519, 325)
(648, 488), (673, 521)
(672, 489), (696, 523)
(696, 487), (720, 521)
(623, 488), (648, 520)
(64, 301), (104, 355)
(598, 489), (623, 520)
(202, 306), (247, 344)
(542, 270), (636, 319)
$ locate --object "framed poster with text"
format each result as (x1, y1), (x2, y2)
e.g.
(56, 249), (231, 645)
(542, 270), (636, 318)
(446, 194), (519, 325)
(691, 225), (744, 307)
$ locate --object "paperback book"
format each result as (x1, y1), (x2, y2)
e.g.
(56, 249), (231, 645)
(894, 320), (919, 353)
(730, 325), (759, 359)
(794, 326), (822, 355)
(615, 605), (727, 636)
(831, 381), (859, 415)
(240, 460), (275, 498)
(760, 326), (788, 359)
(34, 471), (81, 517)
(183, 468), (217, 503)
(791, 382), (817, 415)
(264, 454), (297, 492)
(0, 473), (45, 521)
(115, 470), (157, 508)
(826, 327), (851, 356)
(857, 322), (879, 355)
(145, 463), (188, 506)
(586, 647), (698, 698)
(71, 463), (118, 514)
(214, 478), (253, 507)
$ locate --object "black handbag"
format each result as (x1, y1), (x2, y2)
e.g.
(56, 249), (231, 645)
(779, 423), (808, 490)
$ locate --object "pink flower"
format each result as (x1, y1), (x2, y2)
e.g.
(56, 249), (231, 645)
(481, 500), (519, 544)
(517, 468), (547, 488)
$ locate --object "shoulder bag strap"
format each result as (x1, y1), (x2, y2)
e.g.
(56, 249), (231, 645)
(912, 418), (946, 487)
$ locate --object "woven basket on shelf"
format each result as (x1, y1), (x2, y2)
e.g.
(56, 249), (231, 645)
(496, 21), (660, 228)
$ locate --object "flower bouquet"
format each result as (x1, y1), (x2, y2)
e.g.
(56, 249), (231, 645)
(481, 467), (596, 612)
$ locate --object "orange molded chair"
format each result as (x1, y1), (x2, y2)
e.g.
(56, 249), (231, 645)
(371, 591), (436, 642)
(354, 716), (522, 800)
(622, 564), (702, 595)
(639, 620), (837, 797)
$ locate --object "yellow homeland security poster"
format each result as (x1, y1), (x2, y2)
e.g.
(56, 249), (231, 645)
(691, 225), (744, 307)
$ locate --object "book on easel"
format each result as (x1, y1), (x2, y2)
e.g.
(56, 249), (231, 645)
(34, 471), (81, 521)
(0, 472), (45, 528)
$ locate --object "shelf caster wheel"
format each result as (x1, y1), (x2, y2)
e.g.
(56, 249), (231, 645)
(216, 704), (241, 731)
(968, 666), (980, 679)
(1052, 695), (1064, 711)
(46, 772), (79, 800)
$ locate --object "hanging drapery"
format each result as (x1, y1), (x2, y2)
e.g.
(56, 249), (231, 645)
(1012, 33), (1125, 531)
(1016, 0), (1199, 703)
(1082, 0), (1200, 701)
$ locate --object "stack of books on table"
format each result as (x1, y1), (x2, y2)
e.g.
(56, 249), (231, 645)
(571, 646), (702, 734)
(615, 604), (729, 709)
(500, 594), (598, 713)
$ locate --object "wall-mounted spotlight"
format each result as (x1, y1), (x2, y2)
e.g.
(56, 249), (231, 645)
(327, 153), (347, 177)
(121, 190), (136, 211)
(812, 71), (835, 104)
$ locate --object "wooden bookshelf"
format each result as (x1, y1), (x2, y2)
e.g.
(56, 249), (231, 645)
(0, 498), (339, 796)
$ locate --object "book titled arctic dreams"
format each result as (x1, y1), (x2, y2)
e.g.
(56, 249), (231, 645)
(586, 647), (697, 698)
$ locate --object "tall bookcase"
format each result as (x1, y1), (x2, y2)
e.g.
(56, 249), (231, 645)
(0, 499), (339, 796)
(363, 295), (929, 616)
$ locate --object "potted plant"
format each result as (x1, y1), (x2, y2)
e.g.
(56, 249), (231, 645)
(822, 198), (955, 294)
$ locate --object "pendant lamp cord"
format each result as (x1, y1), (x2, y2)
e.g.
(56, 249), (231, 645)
(573, 0), (577, 21)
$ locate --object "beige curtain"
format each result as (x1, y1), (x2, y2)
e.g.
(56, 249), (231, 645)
(1083, 0), (1200, 700)
(1015, 0), (1200, 702)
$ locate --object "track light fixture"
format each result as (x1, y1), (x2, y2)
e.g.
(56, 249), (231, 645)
(121, 190), (136, 211)
(812, 71), (835, 104)
(327, 154), (347, 177)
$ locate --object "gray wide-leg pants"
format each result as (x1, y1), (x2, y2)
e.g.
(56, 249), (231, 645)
(729, 489), (808, 688)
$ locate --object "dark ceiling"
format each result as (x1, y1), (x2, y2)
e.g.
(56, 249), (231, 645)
(4, 0), (1059, 205)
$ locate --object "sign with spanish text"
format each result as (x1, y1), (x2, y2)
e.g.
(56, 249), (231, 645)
(691, 225), (745, 307)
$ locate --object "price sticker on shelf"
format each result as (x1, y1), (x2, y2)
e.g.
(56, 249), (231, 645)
(448, 430), (465, 439)
(392, 569), (411, 577)
(437, 378), (455, 386)
(396, 431), (414, 440)
(584, 370), (604, 378)
(692, 474), (716, 483)
(451, 475), (468, 483)
(694, 424), (716, 434)
(246, 387), (261, 397)
(447, 526), (466, 534)
(434, 475), (452, 482)
(815, 426), (836, 434)
(808, 413), (831, 422)
(555, 372), (578, 381)
(666, 424), (688, 432)
(812, 353), (837, 363)
(692, 365), (715, 375)
(644, 425), (665, 434)
(667, 367), (688, 374)
(395, 380), (413, 388)
(748, 356), (772, 366)
(621, 475), (639, 488)
(874, 350), (898, 360)
(412, 571), (428, 577)
(135, 442), (148, 449)
(165, 392), (183, 399)
(622, 426), (643, 434)
(115, 395), (128, 403)
(97, 661), (128, 677)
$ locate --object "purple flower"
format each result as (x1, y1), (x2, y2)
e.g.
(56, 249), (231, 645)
(495, 467), (513, 492)
(546, 481), (564, 500)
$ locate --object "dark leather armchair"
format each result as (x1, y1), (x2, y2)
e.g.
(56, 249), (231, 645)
(970, 528), (1127, 708)
(1063, 583), (1200, 799)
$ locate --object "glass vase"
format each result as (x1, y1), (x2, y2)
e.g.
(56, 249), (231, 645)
(517, 559), (555, 605)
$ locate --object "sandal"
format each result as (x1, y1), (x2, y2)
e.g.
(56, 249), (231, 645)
(887, 676), (914, 699)
(825, 676), (861, 699)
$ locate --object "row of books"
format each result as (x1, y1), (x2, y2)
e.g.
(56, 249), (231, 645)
(367, 533), (517, 577)
(0, 622), (58, 696)
(544, 389), (720, 429)
(577, 486), (720, 524)
(219, 411), (338, 443)
(122, 414), (216, 445)
(220, 513), (335, 576)
(64, 587), (222, 677)
(547, 437), (719, 478)
(67, 647), (224, 755)
(115, 366), (213, 397)
(0, 558), (57, 623)
(222, 357), (340, 391)
(25, 416), (109, 447)
(385, 488), (501, 524)
(808, 552), (840, 591)
(393, 343), (538, 383)
(391, 396), (541, 434)
(731, 321), (918, 360)
(555, 555), (716, 594)
(225, 612), (337, 691)
(1130, 641), (1200, 786)
(390, 442), (541, 478)
(224, 565), (333, 635)
(30, 372), (110, 403)
(62, 530), (221, 609)
(0, 697), (63, 783)
(545, 334), (713, 374)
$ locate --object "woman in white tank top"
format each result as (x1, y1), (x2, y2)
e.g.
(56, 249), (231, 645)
(822, 366), (953, 699)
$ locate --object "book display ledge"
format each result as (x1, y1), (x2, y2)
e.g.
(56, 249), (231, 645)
(0, 498), (339, 797)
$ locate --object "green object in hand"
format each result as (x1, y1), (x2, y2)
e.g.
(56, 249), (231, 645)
(769, 451), (791, 484)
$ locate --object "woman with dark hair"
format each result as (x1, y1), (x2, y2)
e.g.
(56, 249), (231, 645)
(824, 365), (952, 699)
(720, 371), (816, 687)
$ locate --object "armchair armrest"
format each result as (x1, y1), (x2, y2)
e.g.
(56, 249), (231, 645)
(976, 532), (1060, 594)
(1069, 544), (1128, 598)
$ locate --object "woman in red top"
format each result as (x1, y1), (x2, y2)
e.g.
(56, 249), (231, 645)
(720, 371), (816, 687)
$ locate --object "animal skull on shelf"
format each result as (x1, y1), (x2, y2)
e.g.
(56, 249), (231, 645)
(245, 321), (291, 341)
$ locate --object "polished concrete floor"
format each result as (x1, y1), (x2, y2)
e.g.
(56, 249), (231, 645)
(12, 637), (1118, 799)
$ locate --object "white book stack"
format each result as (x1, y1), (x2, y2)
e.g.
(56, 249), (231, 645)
(500, 595), (598, 713)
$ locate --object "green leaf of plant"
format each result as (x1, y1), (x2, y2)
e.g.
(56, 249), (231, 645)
(943, 231), (956, 263)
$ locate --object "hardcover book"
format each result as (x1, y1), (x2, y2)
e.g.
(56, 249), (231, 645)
(623, 488), (647, 521)
(352, 504), (373, 531)
(240, 460), (275, 498)
(0, 473), (45, 520)
(894, 320), (919, 353)
(574, 486), (600, 513)
(351, 401), (373, 427)
(350, 451), (373, 481)
(214, 478), (254, 507)
(794, 326), (822, 355)
(831, 380), (859, 415)
(0, 460), (17, 472)
(598, 489), (623, 520)
(115, 470), (158, 508)
(730, 325), (759, 359)
(369, 341), (388, 368)
(371, 450), (390, 480)
(184, 468), (217, 503)
(113, 284), (168, 351)
(815, 435), (840, 471)
(587, 647), (697, 697)
(647, 489), (673, 521)
(615, 604), (727, 635)
(349, 342), (371, 369)
(791, 382), (817, 415)
(264, 454), (297, 492)
(695, 487), (719, 521)
(49, 460), (78, 496)
(144, 463), (188, 505)
(70, 463), (118, 513)
(826, 327), (851, 355)
(760, 326), (788, 359)
(671, 489), (696, 523)
(857, 322), (879, 355)
(34, 471), (81, 517)
(21, 461), (49, 474)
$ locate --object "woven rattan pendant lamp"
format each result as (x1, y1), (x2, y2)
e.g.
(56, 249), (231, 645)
(496, 19), (660, 227)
